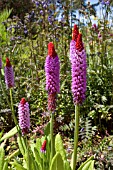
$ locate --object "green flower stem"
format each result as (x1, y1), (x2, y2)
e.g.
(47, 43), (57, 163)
(0, 73), (11, 108)
(25, 136), (30, 170)
(9, 88), (18, 126)
(42, 154), (44, 170)
(9, 88), (25, 153)
(1, 76), (26, 159)
(50, 111), (54, 161)
(72, 104), (80, 170)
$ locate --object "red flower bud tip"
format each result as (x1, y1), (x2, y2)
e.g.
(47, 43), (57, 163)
(72, 24), (79, 41)
(6, 58), (11, 67)
(41, 140), (46, 153)
(20, 98), (26, 105)
(76, 33), (84, 52)
(48, 42), (57, 57)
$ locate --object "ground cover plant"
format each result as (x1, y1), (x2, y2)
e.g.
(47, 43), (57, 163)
(0, 0), (113, 169)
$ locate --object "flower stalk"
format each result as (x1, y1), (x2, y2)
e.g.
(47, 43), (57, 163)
(73, 104), (80, 170)
(10, 88), (18, 126)
(70, 25), (87, 170)
(50, 112), (54, 160)
(25, 136), (30, 170)
(45, 42), (60, 160)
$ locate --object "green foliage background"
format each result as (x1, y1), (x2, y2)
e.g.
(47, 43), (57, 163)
(0, 0), (113, 136)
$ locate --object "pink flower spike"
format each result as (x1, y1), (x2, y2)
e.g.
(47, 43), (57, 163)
(70, 33), (87, 104)
(18, 98), (30, 135)
(45, 42), (60, 112)
(5, 58), (14, 88)
(45, 42), (60, 94)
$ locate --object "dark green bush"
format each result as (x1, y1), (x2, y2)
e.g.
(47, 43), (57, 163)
(0, 0), (33, 19)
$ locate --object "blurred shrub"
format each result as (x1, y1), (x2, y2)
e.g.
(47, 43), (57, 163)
(0, 0), (33, 19)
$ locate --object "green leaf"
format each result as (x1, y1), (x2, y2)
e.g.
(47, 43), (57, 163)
(0, 144), (5, 170)
(81, 160), (92, 170)
(33, 161), (40, 170)
(64, 160), (72, 170)
(0, 9), (12, 42)
(78, 156), (94, 170)
(12, 160), (27, 170)
(44, 122), (50, 136)
(3, 160), (8, 170)
(0, 130), (4, 139)
(46, 135), (51, 163)
(28, 152), (38, 170)
(17, 136), (26, 156)
(36, 138), (41, 151)
(55, 134), (66, 160)
(50, 152), (64, 170)
(37, 163), (42, 170)
(70, 152), (73, 169)
(34, 147), (42, 166)
(0, 126), (17, 142)
(0, 9), (12, 23)
(89, 160), (95, 170)
(30, 142), (36, 154)
(36, 138), (42, 157)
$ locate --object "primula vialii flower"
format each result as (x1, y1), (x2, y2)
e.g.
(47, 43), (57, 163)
(0, 57), (2, 69)
(45, 42), (60, 111)
(40, 140), (46, 153)
(18, 98), (30, 135)
(70, 31), (87, 105)
(5, 58), (14, 88)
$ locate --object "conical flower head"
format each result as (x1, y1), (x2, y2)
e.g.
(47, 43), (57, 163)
(70, 25), (79, 62)
(48, 42), (57, 57)
(45, 42), (60, 94)
(18, 98), (30, 135)
(71, 33), (87, 104)
(40, 140), (46, 153)
(72, 24), (79, 42)
(5, 58), (14, 88)
(0, 57), (2, 69)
